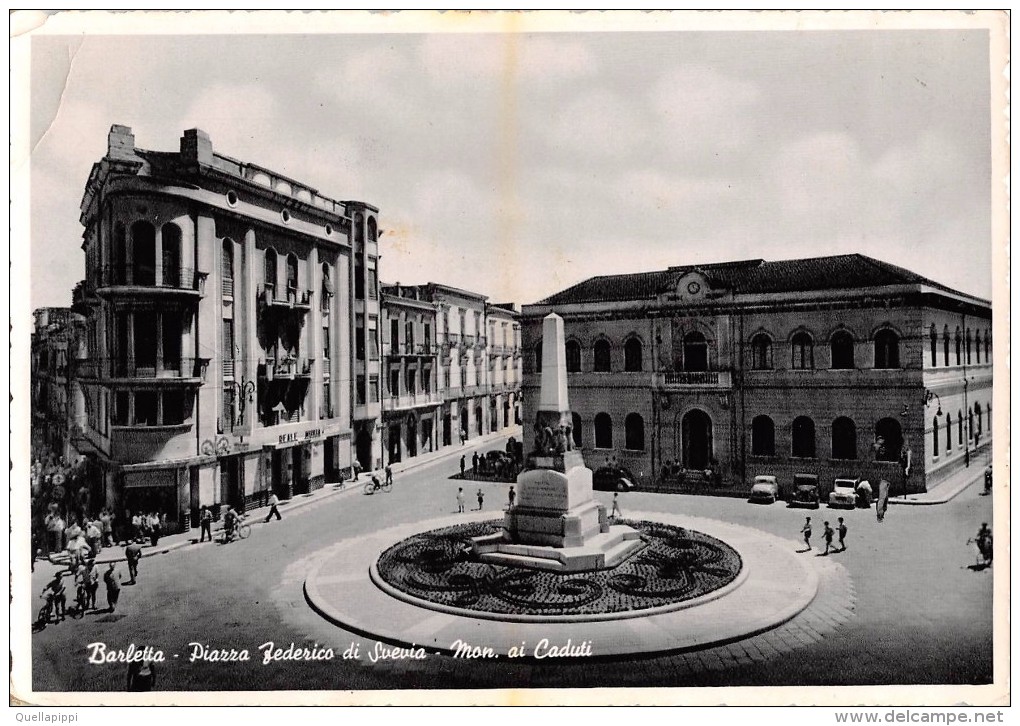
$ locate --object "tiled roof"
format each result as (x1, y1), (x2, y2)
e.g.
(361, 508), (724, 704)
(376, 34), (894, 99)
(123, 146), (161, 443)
(535, 254), (973, 305)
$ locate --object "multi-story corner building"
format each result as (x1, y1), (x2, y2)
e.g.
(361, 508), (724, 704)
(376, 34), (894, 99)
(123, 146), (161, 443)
(520, 254), (992, 497)
(379, 283), (522, 466)
(73, 125), (382, 532)
(31, 307), (85, 460)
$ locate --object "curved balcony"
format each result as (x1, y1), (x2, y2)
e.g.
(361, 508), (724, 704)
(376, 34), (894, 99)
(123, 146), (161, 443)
(95, 264), (206, 299)
(260, 284), (312, 311)
(258, 357), (313, 381)
(75, 356), (207, 386)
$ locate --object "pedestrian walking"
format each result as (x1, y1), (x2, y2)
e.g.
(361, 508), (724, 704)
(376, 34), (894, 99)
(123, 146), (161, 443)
(264, 492), (282, 522)
(611, 492), (622, 519)
(822, 521), (835, 555)
(41, 572), (67, 622)
(456, 487), (466, 513)
(103, 563), (122, 612)
(148, 513), (162, 547)
(801, 517), (812, 550)
(352, 460), (363, 482)
(477, 488), (485, 510)
(385, 465), (393, 487)
(85, 519), (103, 557)
(127, 658), (157, 691)
(472, 452), (480, 473)
(837, 517), (848, 552)
(124, 542), (143, 584)
(508, 485), (516, 510)
(199, 506), (213, 542)
(460, 455), (466, 478)
(84, 558), (100, 610)
(45, 511), (65, 555)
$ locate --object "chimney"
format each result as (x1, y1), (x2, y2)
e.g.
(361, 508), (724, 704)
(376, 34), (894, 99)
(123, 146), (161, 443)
(180, 128), (213, 164)
(107, 125), (136, 161)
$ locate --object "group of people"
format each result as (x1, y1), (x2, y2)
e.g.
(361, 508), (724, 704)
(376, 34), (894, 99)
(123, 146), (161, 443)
(800, 516), (849, 555)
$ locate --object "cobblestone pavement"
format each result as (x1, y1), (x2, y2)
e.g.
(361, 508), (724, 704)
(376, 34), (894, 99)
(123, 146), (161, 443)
(26, 440), (994, 694)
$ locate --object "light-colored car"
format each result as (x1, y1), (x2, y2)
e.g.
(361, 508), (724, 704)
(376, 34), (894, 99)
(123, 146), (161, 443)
(828, 478), (859, 508)
(749, 475), (780, 504)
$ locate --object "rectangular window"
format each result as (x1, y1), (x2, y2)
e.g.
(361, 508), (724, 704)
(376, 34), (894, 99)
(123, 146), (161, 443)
(356, 324), (365, 360)
(406, 368), (417, 395)
(322, 382), (331, 417)
(368, 375), (379, 404)
(390, 368), (399, 396)
(368, 317), (378, 360)
(356, 375), (366, 405)
(424, 323), (432, 352)
(135, 391), (158, 426)
(222, 386), (235, 431)
(223, 318), (234, 378)
(113, 391), (130, 425)
(367, 260), (378, 299)
(423, 366), (432, 393)
(163, 315), (182, 369)
(390, 319), (399, 351)
(354, 263), (365, 299)
(322, 324), (330, 361)
(164, 391), (185, 426)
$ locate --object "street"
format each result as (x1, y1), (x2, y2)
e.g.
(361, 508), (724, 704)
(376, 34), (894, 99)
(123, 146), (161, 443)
(30, 436), (994, 692)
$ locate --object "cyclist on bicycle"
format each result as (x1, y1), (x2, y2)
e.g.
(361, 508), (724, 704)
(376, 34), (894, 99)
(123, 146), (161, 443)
(41, 572), (67, 623)
(371, 475), (382, 492)
(223, 506), (238, 542)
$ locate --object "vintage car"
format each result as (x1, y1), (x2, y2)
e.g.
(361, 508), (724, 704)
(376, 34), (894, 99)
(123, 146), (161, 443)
(592, 465), (636, 492)
(788, 474), (820, 508)
(748, 475), (780, 504)
(828, 478), (859, 508)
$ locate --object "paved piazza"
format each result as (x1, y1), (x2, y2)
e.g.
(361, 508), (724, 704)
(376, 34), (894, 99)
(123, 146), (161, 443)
(28, 437), (994, 692)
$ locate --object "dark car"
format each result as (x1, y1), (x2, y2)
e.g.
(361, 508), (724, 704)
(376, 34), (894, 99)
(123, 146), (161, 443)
(789, 474), (820, 509)
(592, 466), (636, 492)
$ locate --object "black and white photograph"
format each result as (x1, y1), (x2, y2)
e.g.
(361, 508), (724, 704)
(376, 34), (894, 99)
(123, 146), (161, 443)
(10, 9), (1009, 709)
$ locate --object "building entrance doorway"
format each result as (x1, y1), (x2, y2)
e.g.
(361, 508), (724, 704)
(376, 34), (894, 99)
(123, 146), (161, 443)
(680, 409), (713, 470)
(356, 427), (374, 472)
(388, 424), (402, 464)
(271, 449), (290, 500)
(220, 456), (244, 510)
(406, 415), (418, 458)
(292, 445), (309, 495)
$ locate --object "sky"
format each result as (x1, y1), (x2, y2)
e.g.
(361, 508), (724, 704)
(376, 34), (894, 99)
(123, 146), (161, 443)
(22, 14), (997, 312)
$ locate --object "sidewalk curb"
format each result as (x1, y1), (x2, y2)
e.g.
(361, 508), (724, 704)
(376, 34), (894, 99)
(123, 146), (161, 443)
(889, 468), (985, 506)
(41, 426), (523, 569)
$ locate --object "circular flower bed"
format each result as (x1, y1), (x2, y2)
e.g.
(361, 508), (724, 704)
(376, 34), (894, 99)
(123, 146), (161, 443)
(375, 519), (742, 617)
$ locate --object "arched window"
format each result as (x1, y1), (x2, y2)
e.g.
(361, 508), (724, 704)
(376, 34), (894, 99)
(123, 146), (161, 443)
(475, 405), (483, 437)
(112, 222), (127, 284)
(975, 403), (982, 437)
(534, 342), (542, 373)
(320, 262), (333, 310)
(264, 248), (278, 294)
(875, 418), (903, 462)
(874, 329), (900, 369)
(968, 409), (974, 443)
(792, 416), (816, 458)
(222, 240), (234, 297)
(957, 410), (963, 446)
(354, 212), (364, 246)
(683, 331), (708, 372)
(929, 325), (937, 367)
(965, 329), (972, 364)
(985, 329), (991, 362)
(565, 340), (581, 373)
(831, 417), (857, 460)
(791, 331), (813, 370)
(571, 411), (582, 449)
(830, 331), (855, 369)
(987, 403), (992, 431)
(974, 330), (981, 364)
(751, 415), (775, 457)
(933, 416), (940, 457)
(624, 338), (643, 372)
(945, 412), (952, 452)
(955, 328), (961, 365)
(161, 223), (182, 288)
(131, 221), (156, 285)
(594, 413), (613, 449)
(367, 217), (377, 242)
(593, 339), (611, 372)
(943, 326), (950, 367)
(625, 413), (645, 451)
(750, 333), (772, 370)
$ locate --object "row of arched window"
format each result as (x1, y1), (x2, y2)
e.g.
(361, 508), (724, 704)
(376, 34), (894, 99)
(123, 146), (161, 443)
(110, 220), (184, 287)
(750, 329), (900, 370)
(567, 411), (646, 451)
(928, 325), (992, 367)
(750, 415), (904, 460)
(535, 339), (644, 374)
(932, 403), (991, 458)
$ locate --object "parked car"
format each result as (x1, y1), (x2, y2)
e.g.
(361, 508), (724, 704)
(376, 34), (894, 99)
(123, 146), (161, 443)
(592, 466), (636, 492)
(748, 475), (780, 504)
(828, 478), (859, 508)
(789, 474), (820, 508)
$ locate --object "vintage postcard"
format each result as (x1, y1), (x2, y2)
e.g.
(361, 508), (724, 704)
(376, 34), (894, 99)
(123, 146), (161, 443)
(9, 9), (1009, 709)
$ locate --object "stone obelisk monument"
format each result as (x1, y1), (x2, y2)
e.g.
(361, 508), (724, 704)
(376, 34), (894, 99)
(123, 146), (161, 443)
(472, 313), (643, 571)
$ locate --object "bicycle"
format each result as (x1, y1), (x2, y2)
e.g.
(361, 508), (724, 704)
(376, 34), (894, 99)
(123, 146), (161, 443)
(223, 515), (251, 543)
(363, 477), (393, 495)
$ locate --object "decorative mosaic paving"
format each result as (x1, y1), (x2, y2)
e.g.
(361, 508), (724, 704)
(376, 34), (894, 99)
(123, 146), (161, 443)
(374, 519), (742, 616)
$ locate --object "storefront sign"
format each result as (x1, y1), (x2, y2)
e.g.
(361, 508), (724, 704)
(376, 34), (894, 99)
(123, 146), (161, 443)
(278, 428), (323, 445)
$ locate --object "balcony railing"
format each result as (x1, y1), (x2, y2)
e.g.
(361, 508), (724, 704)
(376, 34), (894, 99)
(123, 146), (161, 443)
(97, 264), (206, 295)
(259, 357), (313, 379)
(75, 356), (206, 382)
(658, 370), (732, 388)
(260, 284), (312, 309)
(385, 392), (442, 409)
(443, 333), (461, 349)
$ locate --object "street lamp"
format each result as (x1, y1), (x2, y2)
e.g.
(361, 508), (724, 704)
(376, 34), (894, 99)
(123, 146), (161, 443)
(924, 389), (943, 417)
(229, 379), (257, 427)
